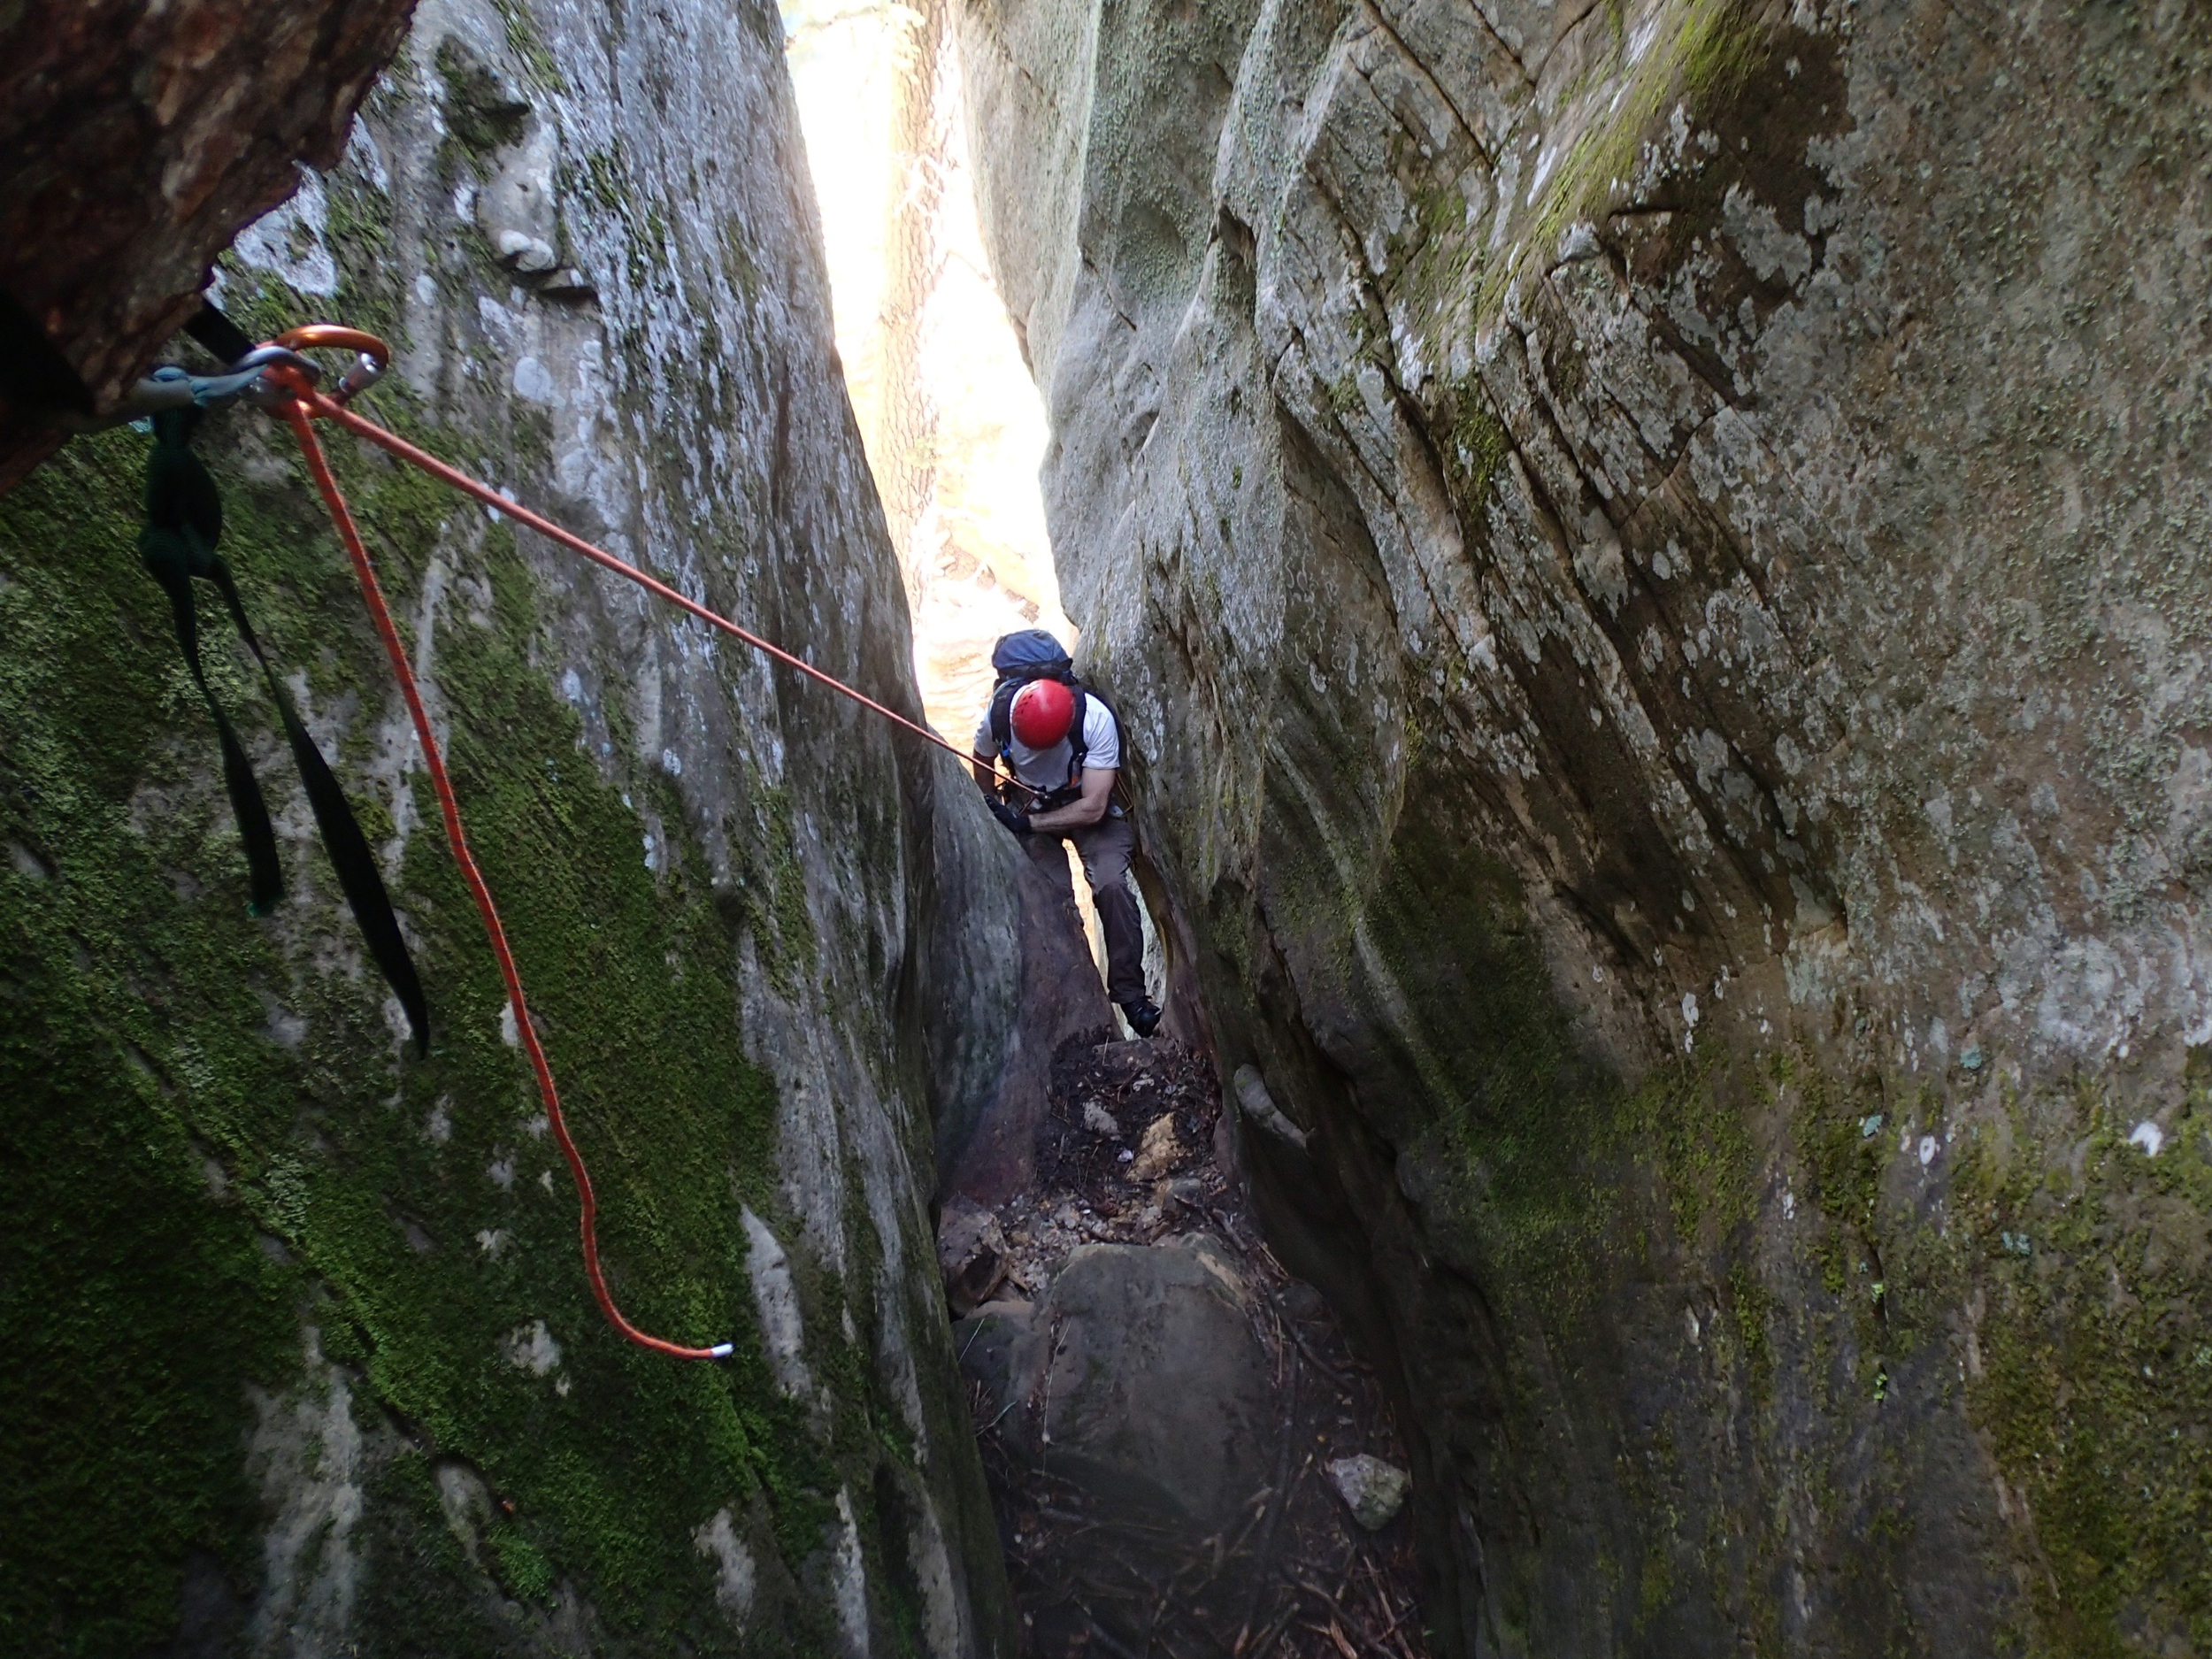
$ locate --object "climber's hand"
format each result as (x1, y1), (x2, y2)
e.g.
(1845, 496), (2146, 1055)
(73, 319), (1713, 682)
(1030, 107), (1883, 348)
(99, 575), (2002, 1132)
(990, 799), (1033, 837)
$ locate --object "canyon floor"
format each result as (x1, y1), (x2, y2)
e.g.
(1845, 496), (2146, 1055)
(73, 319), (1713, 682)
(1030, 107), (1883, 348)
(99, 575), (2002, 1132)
(947, 1038), (1428, 1658)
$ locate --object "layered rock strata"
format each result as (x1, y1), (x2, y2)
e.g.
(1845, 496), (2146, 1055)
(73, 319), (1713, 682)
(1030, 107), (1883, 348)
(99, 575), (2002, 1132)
(1, 0), (1019, 1652)
(958, 0), (2212, 1653)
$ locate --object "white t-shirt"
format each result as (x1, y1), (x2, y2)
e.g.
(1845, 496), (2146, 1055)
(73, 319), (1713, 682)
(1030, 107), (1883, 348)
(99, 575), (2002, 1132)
(974, 696), (1122, 811)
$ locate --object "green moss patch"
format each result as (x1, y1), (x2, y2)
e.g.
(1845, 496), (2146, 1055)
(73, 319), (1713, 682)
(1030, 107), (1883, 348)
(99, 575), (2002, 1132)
(1952, 1086), (2212, 1655)
(0, 418), (844, 1654)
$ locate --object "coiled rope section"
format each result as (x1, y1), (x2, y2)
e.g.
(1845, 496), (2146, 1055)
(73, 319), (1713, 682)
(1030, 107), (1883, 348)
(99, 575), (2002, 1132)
(256, 326), (1032, 1360)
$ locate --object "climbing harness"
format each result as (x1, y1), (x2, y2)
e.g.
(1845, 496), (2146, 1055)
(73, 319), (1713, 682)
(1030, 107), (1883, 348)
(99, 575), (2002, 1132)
(111, 314), (1048, 1362)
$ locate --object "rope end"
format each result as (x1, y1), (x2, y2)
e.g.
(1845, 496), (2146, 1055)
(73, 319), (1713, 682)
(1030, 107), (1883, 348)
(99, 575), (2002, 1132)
(709, 1342), (735, 1360)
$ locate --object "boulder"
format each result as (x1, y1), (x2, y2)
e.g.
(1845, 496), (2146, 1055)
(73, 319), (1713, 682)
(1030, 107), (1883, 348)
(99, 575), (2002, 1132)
(1002, 1242), (1271, 1532)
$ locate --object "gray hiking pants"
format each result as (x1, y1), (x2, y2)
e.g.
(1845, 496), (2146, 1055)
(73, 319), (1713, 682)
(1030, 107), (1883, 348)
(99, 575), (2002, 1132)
(1026, 813), (1147, 1007)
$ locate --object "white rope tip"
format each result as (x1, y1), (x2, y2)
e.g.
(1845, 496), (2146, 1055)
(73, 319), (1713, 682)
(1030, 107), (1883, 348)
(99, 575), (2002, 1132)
(709, 1342), (735, 1360)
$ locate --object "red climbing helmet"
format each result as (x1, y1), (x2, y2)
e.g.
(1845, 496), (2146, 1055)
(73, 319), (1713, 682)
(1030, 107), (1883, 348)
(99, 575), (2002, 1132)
(1010, 679), (1077, 748)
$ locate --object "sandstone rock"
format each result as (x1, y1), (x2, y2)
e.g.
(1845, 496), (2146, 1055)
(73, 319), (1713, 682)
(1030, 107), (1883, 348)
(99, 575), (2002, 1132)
(473, 119), (559, 271)
(951, 1297), (1034, 1417)
(1327, 1454), (1409, 1531)
(2, 0), (1013, 1650)
(1005, 1243), (1272, 1532)
(0, 0), (417, 488)
(1164, 1231), (1251, 1309)
(1231, 1064), (1305, 1150)
(922, 787), (1117, 1203)
(495, 231), (558, 273)
(537, 266), (595, 299)
(958, 0), (2212, 1650)
(938, 1195), (1011, 1316)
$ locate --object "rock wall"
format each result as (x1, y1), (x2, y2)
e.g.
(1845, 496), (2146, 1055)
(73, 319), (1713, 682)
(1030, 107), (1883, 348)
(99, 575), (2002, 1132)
(0, 0), (419, 490)
(781, 0), (1074, 737)
(956, 0), (2212, 1653)
(1, 1), (1018, 1653)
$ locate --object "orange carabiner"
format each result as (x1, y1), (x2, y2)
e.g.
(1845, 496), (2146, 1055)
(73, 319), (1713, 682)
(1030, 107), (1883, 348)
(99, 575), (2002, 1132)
(266, 325), (392, 405)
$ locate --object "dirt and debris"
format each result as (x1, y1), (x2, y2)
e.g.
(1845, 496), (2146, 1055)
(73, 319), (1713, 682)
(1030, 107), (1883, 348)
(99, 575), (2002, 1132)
(949, 1038), (1430, 1658)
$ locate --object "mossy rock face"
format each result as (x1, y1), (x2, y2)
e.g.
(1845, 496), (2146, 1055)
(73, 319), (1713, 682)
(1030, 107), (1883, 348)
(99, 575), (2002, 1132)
(959, 0), (2212, 1652)
(0, 1), (1009, 1655)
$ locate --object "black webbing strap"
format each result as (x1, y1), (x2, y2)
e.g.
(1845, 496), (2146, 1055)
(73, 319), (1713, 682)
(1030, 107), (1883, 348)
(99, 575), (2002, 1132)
(141, 539), (286, 902)
(140, 411), (282, 912)
(141, 407), (430, 1054)
(182, 301), (256, 370)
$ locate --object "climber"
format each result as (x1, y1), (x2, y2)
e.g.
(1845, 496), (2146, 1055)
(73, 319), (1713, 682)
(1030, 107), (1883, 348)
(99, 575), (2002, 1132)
(972, 629), (1163, 1039)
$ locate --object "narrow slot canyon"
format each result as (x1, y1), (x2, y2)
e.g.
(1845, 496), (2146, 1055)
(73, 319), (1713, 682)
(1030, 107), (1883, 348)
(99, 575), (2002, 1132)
(3, 2), (2209, 1658)
(785, 9), (1435, 1647)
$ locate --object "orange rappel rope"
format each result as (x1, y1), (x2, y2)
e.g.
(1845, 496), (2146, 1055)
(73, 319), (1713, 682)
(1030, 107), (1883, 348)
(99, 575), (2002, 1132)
(260, 326), (1028, 1362)
(278, 397), (730, 1362)
(310, 393), (1010, 784)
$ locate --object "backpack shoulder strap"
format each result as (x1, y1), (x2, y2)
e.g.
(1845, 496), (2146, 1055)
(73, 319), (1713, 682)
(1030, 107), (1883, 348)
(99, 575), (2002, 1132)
(1066, 684), (1090, 772)
(987, 677), (1019, 758)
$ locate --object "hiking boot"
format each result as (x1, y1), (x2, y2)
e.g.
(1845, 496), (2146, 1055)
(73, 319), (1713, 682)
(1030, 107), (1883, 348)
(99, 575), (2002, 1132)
(1121, 997), (1164, 1040)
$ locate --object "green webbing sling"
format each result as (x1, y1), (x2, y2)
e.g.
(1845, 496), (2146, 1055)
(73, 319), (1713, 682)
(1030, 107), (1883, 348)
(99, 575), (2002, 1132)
(139, 405), (430, 1055)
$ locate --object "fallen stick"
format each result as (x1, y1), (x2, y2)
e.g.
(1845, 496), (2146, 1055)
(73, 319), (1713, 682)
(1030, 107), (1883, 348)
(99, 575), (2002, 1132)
(1299, 1620), (1360, 1659)
(1287, 1571), (1341, 1609)
(1238, 1596), (1298, 1659)
(1358, 1549), (1423, 1659)
(1218, 1487), (1274, 1565)
(1286, 1321), (1355, 1394)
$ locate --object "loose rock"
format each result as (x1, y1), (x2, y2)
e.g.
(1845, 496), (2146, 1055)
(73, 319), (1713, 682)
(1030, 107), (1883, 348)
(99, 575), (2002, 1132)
(936, 1195), (1010, 1316)
(1327, 1454), (1410, 1530)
